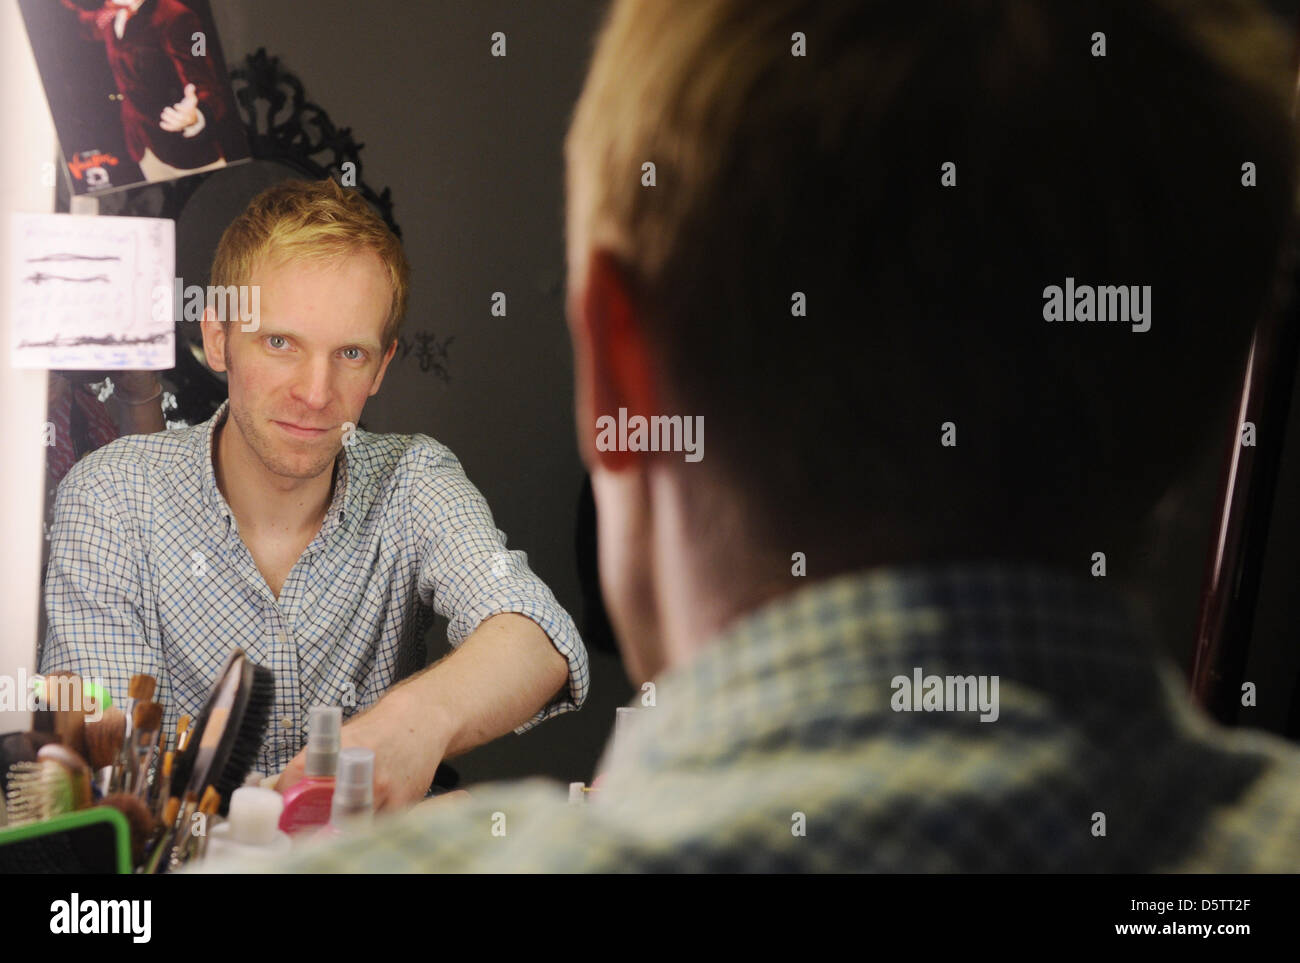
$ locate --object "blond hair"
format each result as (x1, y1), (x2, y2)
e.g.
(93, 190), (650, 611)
(210, 177), (410, 349)
(565, 0), (1299, 556)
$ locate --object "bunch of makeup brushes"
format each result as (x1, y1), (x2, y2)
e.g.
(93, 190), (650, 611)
(1, 672), (190, 864)
(2, 651), (273, 872)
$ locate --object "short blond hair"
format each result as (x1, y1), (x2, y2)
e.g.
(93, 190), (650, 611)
(564, 0), (1299, 556)
(210, 177), (410, 350)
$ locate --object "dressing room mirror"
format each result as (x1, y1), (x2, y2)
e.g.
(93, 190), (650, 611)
(39, 47), (403, 628)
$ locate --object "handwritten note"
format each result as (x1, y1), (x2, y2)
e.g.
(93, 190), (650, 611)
(9, 212), (174, 370)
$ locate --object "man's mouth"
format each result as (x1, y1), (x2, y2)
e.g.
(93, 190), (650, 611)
(274, 420), (330, 438)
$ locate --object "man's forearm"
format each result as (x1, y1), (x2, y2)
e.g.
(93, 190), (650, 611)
(391, 612), (570, 759)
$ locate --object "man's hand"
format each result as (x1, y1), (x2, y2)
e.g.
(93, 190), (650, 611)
(276, 686), (451, 812)
(159, 83), (199, 132)
(275, 613), (570, 813)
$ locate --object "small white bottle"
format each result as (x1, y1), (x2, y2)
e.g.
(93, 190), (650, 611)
(325, 747), (375, 834)
(206, 786), (292, 861)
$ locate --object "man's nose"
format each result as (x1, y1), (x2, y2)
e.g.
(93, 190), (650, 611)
(291, 356), (333, 409)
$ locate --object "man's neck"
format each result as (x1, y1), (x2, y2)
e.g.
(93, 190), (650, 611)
(213, 415), (334, 541)
(649, 473), (794, 676)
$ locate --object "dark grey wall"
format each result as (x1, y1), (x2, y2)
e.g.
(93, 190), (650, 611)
(210, 0), (630, 785)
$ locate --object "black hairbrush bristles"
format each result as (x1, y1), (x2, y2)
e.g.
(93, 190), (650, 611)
(212, 661), (272, 816)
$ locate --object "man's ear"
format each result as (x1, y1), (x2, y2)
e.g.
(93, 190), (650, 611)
(570, 249), (658, 472)
(198, 306), (228, 373)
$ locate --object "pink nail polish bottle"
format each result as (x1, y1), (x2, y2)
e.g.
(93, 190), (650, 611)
(279, 705), (341, 834)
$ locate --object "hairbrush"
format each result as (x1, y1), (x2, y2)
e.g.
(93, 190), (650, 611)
(149, 650), (271, 872)
(3, 744), (92, 826)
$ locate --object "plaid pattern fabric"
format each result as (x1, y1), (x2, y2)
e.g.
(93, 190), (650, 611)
(40, 399), (588, 775)
(231, 563), (1300, 872)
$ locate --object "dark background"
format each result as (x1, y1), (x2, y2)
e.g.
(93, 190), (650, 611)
(192, 0), (1300, 790)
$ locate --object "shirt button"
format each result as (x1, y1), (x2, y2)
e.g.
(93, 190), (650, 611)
(280, 717), (293, 730)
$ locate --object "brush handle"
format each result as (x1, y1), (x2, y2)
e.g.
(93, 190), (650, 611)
(131, 729), (161, 802)
(152, 765), (172, 824)
(111, 729), (134, 795)
(145, 797), (192, 874)
(169, 798), (199, 871)
(93, 765), (113, 799)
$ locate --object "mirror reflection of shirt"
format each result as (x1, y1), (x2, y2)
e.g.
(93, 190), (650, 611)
(40, 399), (589, 775)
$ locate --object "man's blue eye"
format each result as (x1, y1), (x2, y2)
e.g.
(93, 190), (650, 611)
(343, 348), (363, 361)
(268, 335), (287, 349)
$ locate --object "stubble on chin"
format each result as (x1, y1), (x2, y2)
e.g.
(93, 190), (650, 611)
(229, 402), (339, 481)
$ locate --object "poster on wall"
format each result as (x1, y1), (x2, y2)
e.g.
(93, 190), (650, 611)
(17, 0), (251, 196)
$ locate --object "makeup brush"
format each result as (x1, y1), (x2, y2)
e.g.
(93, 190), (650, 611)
(193, 784), (222, 857)
(84, 707), (126, 797)
(189, 785), (222, 862)
(156, 789), (199, 874)
(127, 674), (157, 711)
(100, 792), (157, 864)
(112, 675), (156, 792)
(122, 675), (156, 735)
(175, 714), (191, 754)
(127, 702), (163, 799)
(57, 712), (86, 760)
(31, 673), (88, 760)
(143, 794), (182, 873)
(153, 751), (174, 823)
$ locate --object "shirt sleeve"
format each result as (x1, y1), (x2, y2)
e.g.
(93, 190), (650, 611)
(160, 4), (228, 130)
(408, 440), (589, 730)
(40, 463), (163, 712)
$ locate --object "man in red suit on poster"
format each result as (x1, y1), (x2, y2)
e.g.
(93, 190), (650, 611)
(61, 0), (231, 183)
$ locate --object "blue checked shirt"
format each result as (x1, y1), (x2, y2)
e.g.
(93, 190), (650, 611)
(40, 399), (589, 775)
(209, 563), (1300, 872)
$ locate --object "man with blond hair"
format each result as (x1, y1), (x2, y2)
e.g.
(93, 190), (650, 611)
(221, 0), (1300, 871)
(42, 178), (588, 808)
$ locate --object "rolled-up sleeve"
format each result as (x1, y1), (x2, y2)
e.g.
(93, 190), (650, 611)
(409, 441), (589, 730)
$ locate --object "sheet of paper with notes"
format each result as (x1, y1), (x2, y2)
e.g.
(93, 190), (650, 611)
(8, 212), (174, 370)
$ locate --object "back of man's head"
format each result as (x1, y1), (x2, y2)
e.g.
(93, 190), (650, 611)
(566, 0), (1298, 571)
